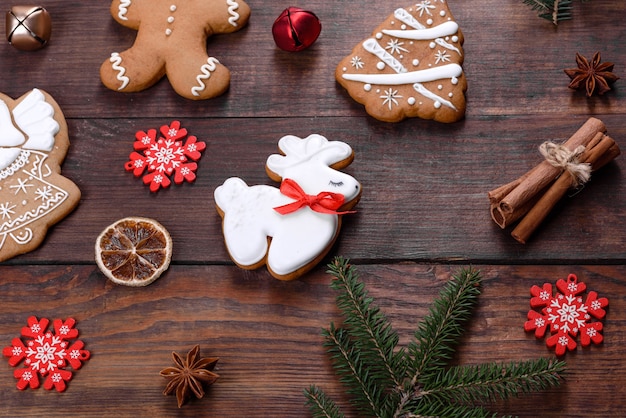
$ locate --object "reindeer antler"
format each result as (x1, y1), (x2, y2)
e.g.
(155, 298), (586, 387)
(266, 134), (353, 178)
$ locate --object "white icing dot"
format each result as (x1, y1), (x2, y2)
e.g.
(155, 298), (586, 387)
(170, 5), (176, 12)
(437, 84), (443, 90)
(165, 28), (172, 36)
(22, 200), (27, 205)
(451, 77), (458, 85)
(342, 67), (347, 72)
(364, 84), (372, 91)
(401, 24), (407, 30)
(419, 102), (423, 105)
(429, 42), (436, 49)
(376, 32), (383, 39)
(399, 54), (404, 59)
(448, 92), (454, 98)
(452, 36), (459, 43)
(167, 16), (174, 23)
(391, 21), (395, 25)
(376, 89), (380, 93)
(412, 59), (419, 66)
(409, 41), (414, 45)
(408, 97), (416, 105)
(434, 101), (442, 109)
(426, 18), (433, 25)
(376, 62), (385, 70)
(440, 10), (446, 17)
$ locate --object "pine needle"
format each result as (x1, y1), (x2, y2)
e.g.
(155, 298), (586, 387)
(522, 0), (591, 25)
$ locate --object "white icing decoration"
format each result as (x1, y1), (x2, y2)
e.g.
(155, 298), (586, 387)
(413, 83), (456, 110)
(434, 38), (461, 55)
(376, 62), (385, 71)
(440, 10), (446, 17)
(415, 1), (436, 16)
(451, 76), (458, 85)
(226, 0), (241, 27)
(426, 19), (433, 25)
(437, 84), (443, 90)
(408, 97), (416, 105)
(364, 84), (372, 91)
(375, 32), (383, 39)
(191, 57), (220, 97)
(11, 89), (59, 152)
(165, 28), (172, 36)
(118, 0), (131, 21)
(393, 8), (425, 29)
(342, 63), (462, 85)
(170, 5), (176, 12)
(429, 42), (436, 48)
(452, 35), (459, 42)
(350, 56), (364, 70)
(109, 53), (130, 90)
(214, 134), (360, 277)
(0, 102), (25, 148)
(362, 38), (407, 74)
(382, 21), (459, 41)
(167, 16), (174, 23)
(412, 59), (419, 66)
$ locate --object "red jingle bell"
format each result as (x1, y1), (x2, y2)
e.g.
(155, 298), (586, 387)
(272, 7), (321, 52)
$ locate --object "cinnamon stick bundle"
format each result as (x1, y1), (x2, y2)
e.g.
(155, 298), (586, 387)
(488, 117), (620, 244)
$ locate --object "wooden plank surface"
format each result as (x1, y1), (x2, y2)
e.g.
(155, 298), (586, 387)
(1, 0), (625, 417)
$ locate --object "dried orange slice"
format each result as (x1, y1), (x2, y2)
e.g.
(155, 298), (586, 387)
(95, 217), (172, 286)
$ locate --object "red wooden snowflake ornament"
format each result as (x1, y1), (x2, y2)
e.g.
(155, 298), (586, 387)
(3, 316), (90, 391)
(125, 121), (206, 192)
(524, 274), (608, 356)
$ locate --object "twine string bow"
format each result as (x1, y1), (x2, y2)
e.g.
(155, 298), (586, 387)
(539, 141), (592, 186)
(273, 178), (355, 215)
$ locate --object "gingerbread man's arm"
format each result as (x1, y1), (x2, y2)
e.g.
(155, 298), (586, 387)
(110, 0), (142, 29)
(199, 0), (251, 35)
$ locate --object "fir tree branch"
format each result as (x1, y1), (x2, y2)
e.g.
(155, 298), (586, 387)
(323, 323), (387, 416)
(304, 385), (346, 418)
(327, 258), (406, 391)
(405, 268), (482, 386)
(521, 0), (593, 25)
(421, 358), (566, 405)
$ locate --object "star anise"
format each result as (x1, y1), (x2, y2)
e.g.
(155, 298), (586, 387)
(564, 52), (619, 97)
(159, 345), (219, 408)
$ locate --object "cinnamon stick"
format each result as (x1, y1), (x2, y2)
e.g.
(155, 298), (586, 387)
(511, 133), (620, 243)
(488, 117), (607, 228)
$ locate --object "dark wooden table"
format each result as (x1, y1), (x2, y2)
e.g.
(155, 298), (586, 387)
(1, 1), (625, 416)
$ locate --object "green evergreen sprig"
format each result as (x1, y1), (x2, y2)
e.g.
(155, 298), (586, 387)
(305, 257), (566, 418)
(522, 0), (591, 25)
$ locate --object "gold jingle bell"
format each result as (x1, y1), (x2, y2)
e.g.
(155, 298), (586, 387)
(6, 6), (51, 51)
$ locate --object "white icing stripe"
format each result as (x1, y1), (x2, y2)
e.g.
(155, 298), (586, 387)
(342, 63), (462, 85)
(413, 82), (456, 110)
(191, 57), (220, 97)
(382, 21), (459, 40)
(109, 53), (130, 90)
(393, 8), (425, 29)
(226, 0), (240, 27)
(435, 38), (461, 55)
(362, 38), (407, 74)
(118, 0), (131, 21)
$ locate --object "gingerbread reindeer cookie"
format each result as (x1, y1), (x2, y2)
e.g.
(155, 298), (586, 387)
(214, 134), (361, 281)
(100, 0), (251, 100)
(0, 89), (80, 261)
(336, 1), (467, 123)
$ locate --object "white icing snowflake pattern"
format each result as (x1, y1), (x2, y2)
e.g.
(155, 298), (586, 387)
(350, 56), (365, 70)
(385, 39), (409, 55)
(0, 202), (16, 219)
(35, 186), (53, 202)
(434, 50), (450, 64)
(415, 1), (436, 16)
(381, 88), (402, 109)
(10, 178), (33, 195)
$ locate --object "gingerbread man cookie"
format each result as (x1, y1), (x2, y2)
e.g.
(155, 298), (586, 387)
(100, 0), (251, 100)
(336, 1), (467, 123)
(0, 89), (80, 262)
(214, 134), (361, 281)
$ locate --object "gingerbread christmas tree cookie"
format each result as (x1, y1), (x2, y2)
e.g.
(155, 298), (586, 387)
(0, 89), (80, 262)
(336, 1), (467, 123)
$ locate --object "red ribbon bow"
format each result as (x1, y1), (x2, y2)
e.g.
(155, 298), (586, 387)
(273, 178), (356, 215)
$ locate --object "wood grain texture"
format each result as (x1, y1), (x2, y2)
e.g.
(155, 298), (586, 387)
(0, 0), (625, 416)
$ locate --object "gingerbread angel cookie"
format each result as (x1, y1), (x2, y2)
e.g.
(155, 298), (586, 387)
(336, 1), (467, 123)
(0, 89), (80, 262)
(100, 0), (251, 100)
(214, 134), (361, 281)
